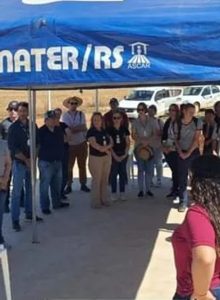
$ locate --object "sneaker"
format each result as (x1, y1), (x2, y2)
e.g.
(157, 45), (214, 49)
(64, 186), (72, 195)
(178, 203), (187, 213)
(111, 194), (118, 202)
(120, 193), (127, 201)
(12, 221), (21, 232)
(146, 190), (154, 197)
(42, 209), (52, 215)
(54, 202), (70, 209)
(138, 191), (144, 198)
(25, 215), (44, 222)
(81, 184), (90, 192)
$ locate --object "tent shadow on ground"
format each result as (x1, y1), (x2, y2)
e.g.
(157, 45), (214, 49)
(0, 177), (179, 300)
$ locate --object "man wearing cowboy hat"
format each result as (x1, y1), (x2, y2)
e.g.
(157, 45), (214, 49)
(61, 96), (90, 194)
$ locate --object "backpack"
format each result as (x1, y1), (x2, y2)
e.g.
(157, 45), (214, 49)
(177, 117), (198, 140)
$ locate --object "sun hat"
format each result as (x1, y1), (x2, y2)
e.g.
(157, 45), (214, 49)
(63, 96), (83, 108)
(136, 145), (154, 161)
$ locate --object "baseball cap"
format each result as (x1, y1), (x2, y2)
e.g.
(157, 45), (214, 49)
(44, 110), (57, 120)
(7, 101), (19, 111)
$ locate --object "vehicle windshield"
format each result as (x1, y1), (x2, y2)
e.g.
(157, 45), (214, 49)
(126, 90), (154, 101)
(183, 87), (203, 96)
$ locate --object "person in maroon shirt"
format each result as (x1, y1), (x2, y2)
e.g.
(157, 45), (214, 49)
(104, 98), (129, 129)
(172, 155), (220, 300)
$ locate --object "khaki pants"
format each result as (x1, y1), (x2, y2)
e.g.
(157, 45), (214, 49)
(88, 154), (112, 206)
(67, 141), (88, 186)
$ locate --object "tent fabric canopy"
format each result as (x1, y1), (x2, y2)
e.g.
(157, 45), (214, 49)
(0, 0), (220, 89)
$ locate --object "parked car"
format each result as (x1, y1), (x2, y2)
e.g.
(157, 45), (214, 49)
(180, 85), (220, 112)
(119, 87), (183, 119)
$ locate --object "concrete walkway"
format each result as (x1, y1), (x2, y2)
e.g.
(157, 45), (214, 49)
(0, 168), (184, 300)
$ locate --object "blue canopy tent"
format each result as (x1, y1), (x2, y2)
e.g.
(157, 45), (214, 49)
(0, 0), (220, 242)
(0, 0), (220, 89)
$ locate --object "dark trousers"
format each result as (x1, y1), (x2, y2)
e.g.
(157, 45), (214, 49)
(61, 145), (69, 195)
(177, 149), (200, 204)
(165, 151), (179, 193)
(110, 156), (128, 193)
(67, 141), (88, 186)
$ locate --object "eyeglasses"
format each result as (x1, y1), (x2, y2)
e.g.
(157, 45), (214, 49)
(69, 102), (78, 105)
(113, 116), (121, 120)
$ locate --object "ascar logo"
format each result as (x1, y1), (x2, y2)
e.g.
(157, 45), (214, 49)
(22, 0), (123, 4)
(0, 42), (150, 74)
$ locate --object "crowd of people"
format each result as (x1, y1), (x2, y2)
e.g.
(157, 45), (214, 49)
(0, 96), (220, 247)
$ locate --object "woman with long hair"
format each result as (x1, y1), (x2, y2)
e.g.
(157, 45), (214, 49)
(87, 112), (112, 208)
(175, 103), (202, 212)
(132, 102), (154, 198)
(162, 104), (179, 198)
(172, 155), (220, 300)
(107, 110), (130, 201)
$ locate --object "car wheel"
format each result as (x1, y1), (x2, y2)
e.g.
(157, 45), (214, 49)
(194, 103), (200, 114)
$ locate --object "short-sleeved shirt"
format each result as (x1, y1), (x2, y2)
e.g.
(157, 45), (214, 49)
(1, 118), (13, 140)
(149, 117), (164, 149)
(132, 117), (154, 147)
(0, 140), (9, 177)
(61, 110), (86, 146)
(175, 118), (203, 151)
(107, 126), (130, 156)
(87, 127), (110, 157)
(38, 125), (64, 162)
(172, 204), (220, 297)
(104, 110), (129, 129)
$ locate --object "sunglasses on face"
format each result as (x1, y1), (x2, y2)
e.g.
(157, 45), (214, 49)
(8, 108), (17, 112)
(69, 102), (78, 105)
(113, 116), (121, 120)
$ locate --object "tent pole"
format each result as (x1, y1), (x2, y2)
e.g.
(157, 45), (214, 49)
(95, 89), (99, 111)
(47, 90), (52, 110)
(28, 89), (39, 244)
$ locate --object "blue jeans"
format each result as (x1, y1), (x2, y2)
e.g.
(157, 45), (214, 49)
(173, 287), (220, 299)
(177, 149), (200, 206)
(0, 191), (6, 243)
(11, 161), (32, 222)
(38, 160), (62, 210)
(136, 158), (154, 192)
(110, 156), (128, 193)
(153, 148), (163, 182)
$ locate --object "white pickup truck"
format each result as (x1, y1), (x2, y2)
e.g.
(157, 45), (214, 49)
(119, 87), (182, 119)
(180, 85), (220, 113)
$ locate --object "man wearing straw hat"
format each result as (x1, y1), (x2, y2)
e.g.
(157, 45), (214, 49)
(61, 96), (90, 194)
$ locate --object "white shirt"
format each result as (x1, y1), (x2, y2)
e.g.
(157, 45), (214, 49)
(61, 110), (87, 146)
